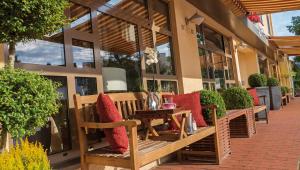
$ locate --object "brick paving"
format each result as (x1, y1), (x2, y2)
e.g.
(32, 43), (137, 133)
(155, 97), (300, 170)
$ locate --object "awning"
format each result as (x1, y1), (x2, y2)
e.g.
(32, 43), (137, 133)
(269, 36), (300, 56)
(222, 0), (300, 16)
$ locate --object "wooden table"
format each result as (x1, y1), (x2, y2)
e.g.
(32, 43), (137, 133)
(134, 109), (191, 140)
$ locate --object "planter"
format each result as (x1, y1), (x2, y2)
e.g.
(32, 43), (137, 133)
(269, 86), (281, 110)
(180, 116), (231, 164)
(227, 108), (256, 138)
(255, 87), (270, 119)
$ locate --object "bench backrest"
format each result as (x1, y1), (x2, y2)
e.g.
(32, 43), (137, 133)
(73, 92), (148, 125)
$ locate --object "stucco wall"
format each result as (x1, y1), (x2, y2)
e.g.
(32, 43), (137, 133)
(237, 48), (260, 88)
(172, 0), (203, 93)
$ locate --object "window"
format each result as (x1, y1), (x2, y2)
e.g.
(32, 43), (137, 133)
(75, 77), (97, 96)
(70, 3), (92, 33)
(98, 12), (142, 92)
(15, 30), (65, 66)
(197, 24), (235, 90)
(153, 0), (170, 31)
(161, 81), (177, 93)
(72, 39), (95, 69)
(157, 33), (175, 75)
(147, 80), (158, 92)
(28, 76), (71, 155)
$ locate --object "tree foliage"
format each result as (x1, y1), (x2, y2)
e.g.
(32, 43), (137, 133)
(0, 68), (61, 138)
(222, 87), (253, 110)
(0, 0), (68, 44)
(287, 16), (300, 35)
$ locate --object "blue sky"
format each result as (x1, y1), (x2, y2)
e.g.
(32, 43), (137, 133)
(272, 10), (300, 36)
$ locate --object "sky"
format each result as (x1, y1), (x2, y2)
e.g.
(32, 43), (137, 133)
(272, 10), (300, 36)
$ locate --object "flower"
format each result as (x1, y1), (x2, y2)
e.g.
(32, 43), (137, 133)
(144, 47), (158, 65)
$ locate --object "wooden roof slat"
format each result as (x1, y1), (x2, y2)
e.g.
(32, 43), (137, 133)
(222, 0), (300, 16)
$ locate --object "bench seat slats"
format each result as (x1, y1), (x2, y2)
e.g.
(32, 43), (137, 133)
(254, 105), (267, 113)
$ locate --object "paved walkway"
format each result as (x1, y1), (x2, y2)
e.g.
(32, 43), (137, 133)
(156, 97), (300, 170)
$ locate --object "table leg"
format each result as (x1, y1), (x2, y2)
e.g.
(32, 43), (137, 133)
(144, 119), (159, 140)
(171, 114), (188, 139)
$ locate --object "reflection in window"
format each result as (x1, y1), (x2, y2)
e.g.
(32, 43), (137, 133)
(258, 56), (268, 74)
(72, 39), (95, 69)
(157, 33), (175, 75)
(147, 80), (158, 92)
(161, 81), (177, 93)
(98, 12), (142, 92)
(98, 0), (148, 19)
(28, 76), (71, 155)
(76, 77), (97, 96)
(153, 0), (170, 31)
(203, 25), (224, 52)
(70, 3), (92, 33)
(142, 28), (157, 74)
(15, 31), (65, 66)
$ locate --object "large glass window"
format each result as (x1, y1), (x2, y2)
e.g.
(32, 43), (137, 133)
(15, 30), (65, 66)
(197, 24), (235, 90)
(70, 2), (92, 33)
(157, 33), (175, 75)
(75, 77), (97, 96)
(72, 39), (95, 69)
(98, 12), (142, 92)
(28, 76), (71, 155)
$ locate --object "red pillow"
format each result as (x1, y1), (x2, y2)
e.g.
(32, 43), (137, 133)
(96, 93), (128, 153)
(247, 88), (260, 106)
(163, 92), (207, 128)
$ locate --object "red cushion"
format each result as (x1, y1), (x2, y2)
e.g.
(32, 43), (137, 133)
(247, 88), (260, 106)
(163, 92), (207, 128)
(96, 93), (128, 153)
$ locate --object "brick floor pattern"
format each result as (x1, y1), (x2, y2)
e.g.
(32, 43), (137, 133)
(155, 98), (300, 170)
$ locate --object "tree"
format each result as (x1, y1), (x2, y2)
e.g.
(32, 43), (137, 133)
(287, 16), (300, 35)
(0, 0), (69, 67)
(0, 69), (61, 150)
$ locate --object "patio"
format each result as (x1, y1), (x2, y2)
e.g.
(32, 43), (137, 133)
(155, 97), (300, 170)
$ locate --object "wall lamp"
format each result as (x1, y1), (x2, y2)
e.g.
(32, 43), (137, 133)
(185, 13), (204, 25)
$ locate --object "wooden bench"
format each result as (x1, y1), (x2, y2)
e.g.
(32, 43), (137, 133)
(73, 92), (219, 170)
(253, 95), (268, 124)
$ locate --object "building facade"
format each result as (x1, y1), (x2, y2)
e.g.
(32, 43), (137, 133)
(0, 0), (293, 167)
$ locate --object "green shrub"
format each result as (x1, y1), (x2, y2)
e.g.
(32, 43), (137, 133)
(199, 90), (226, 119)
(0, 68), (61, 138)
(0, 139), (50, 170)
(267, 77), (280, 86)
(281, 86), (290, 95)
(248, 73), (267, 87)
(222, 87), (253, 110)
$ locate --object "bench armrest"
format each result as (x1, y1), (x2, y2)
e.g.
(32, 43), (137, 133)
(202, 104), (218, 126)
(80, 119), (141, 129)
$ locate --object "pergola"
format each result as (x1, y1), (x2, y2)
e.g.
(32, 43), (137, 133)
(269, 36), (300, 56)
(222, 0), (300, 16)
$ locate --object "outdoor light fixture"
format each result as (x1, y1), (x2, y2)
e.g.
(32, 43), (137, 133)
(185, 13), (204, 25)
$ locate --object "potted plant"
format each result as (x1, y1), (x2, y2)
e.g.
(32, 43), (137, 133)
(222, 87), (253, 110)
(248, 73), (270, 115)
(0, 68), (61, 151)
(267, 77), (281, 110)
